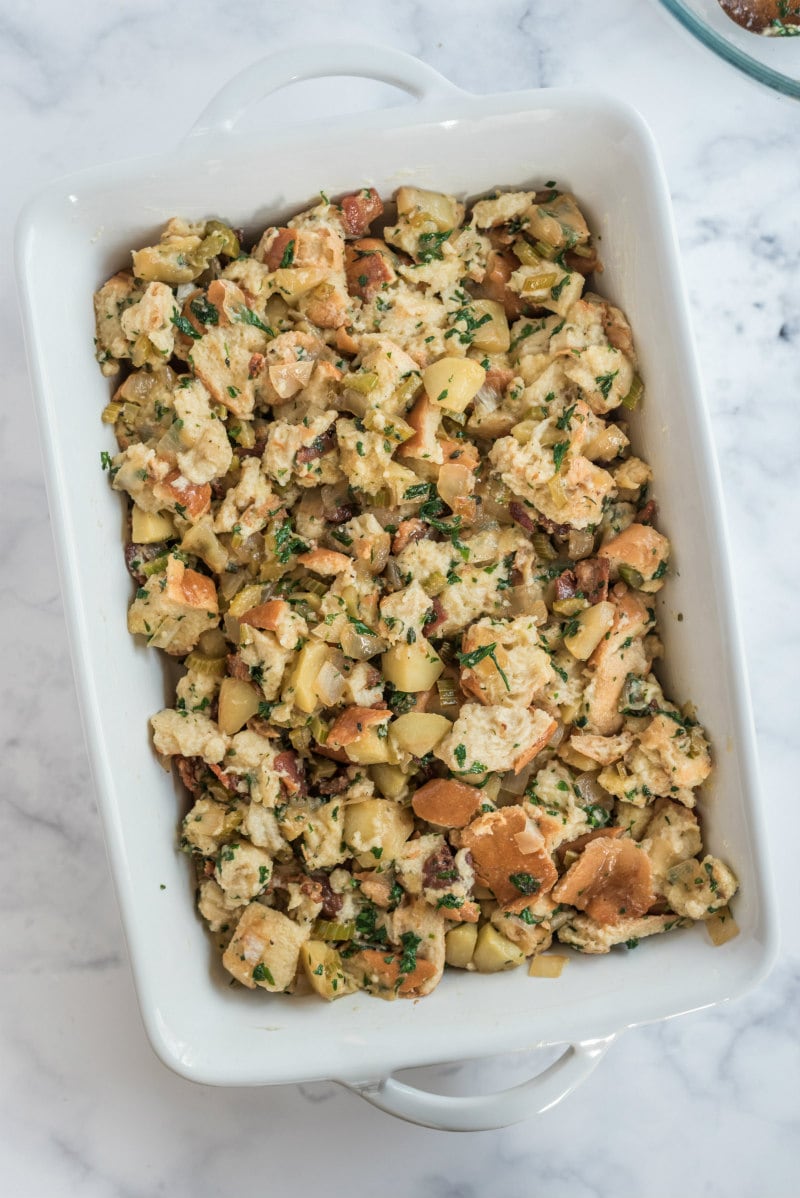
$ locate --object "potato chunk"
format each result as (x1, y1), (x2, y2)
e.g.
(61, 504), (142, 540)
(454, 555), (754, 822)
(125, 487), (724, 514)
(381, 639), (444, 692)
(344, 799), (414, 868)
(472, 925), (525, 972)
(423, 357), (486, 414)
(301, 942), (357, 1001)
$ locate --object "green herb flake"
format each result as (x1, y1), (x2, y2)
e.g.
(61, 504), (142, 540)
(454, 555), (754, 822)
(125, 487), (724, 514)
(279, 239), (296, 268)
(417, 230), (452, 263)
(509, 872), (541, 896)
(252, 962), (275, 984)
(552, 440), (570, 472)
(171, 312), (202, 340)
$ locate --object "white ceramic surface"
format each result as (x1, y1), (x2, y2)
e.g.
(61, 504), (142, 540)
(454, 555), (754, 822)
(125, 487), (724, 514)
(2, 0), (799, 1187)
(15, 40), (777, 1132)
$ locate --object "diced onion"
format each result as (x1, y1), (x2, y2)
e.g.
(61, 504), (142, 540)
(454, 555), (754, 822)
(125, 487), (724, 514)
(316, 660), (346, 707)
(473, 382), (502, 413)
(507, 588), (547, 622)
(529, 954), (568, 978)
(436, 677), (458, 707)
(706, 907), (740, 947)
(340, 622), (387, 661)
(568, 529), (595, 560)
(548, 723), (567, 751)
(500, 763), (534, 796)
(438, 463), (474, 511)
(573, 771), (611, 808)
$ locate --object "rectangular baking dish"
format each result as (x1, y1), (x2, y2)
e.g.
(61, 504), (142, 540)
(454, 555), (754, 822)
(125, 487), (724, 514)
(16, 44), (777, 1132)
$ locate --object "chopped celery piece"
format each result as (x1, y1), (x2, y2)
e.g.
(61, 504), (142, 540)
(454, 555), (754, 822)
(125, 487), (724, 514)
(303, 578), (328, 598)
(346, 371), (379, 395)
(314, 920), (356, 942)
(444, 410), (467, 427)
(101, 400), (124, 424)
(552, 597), (589, 616)
(618, 564), (644, 589)
(141, 553), (169, 577)
(227, 584), (265, 618)
(522, 272), (559, 294)
(309, 714), (330, 744)
(367, 487), (392, 507)
(289, 726), (312, 753)
(189, 221), (240, 266)
(184, 651), (227, 677)
(531, 532), (558, 562)
(621, 374), (644, 411)
(395, 374), (422, 408)
(533, 239), (557, 260)
(513, 238), (541, 268)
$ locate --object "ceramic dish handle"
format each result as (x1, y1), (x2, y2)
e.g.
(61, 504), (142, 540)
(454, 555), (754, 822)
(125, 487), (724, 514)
(182, 43), (463, 149)
(339, 1034), (617, 1132)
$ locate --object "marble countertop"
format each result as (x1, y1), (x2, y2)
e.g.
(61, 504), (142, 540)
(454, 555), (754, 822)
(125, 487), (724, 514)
(2, 0), (798, 1192)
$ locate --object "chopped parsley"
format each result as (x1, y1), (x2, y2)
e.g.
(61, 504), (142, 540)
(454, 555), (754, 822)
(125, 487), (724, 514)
(552, 440), (570, 472)
(347, 615), (376, 636)
(555, 404), (577, 431)
(171, 312), (201, 340)
(189, 296), (219, 326)
(417, 229), (452, 262)
(595, 369), (619, 400)
(404, 481), (437, 500)
(235, 305), (274, 336)
(273, 518), (307, 564)
(583, 804), (612, 829)
(456, 642), (510, 692)
(509, 872), (541, 896)
(252, 962), (275, 984)
(279, 239), (296, 268)
(398, 931), (421, 974)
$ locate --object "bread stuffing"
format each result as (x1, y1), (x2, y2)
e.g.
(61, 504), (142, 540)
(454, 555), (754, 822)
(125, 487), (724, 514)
(96, 182), (738, 1001)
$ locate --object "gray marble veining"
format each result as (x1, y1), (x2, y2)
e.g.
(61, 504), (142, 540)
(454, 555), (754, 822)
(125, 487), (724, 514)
(1, 0), (798, 1193)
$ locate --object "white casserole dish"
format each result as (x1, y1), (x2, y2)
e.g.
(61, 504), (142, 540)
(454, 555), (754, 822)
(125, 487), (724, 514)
(16, 44), (778, 1133)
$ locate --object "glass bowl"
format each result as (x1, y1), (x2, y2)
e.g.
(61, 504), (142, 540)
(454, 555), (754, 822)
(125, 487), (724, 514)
(658, 0), (800, 98)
